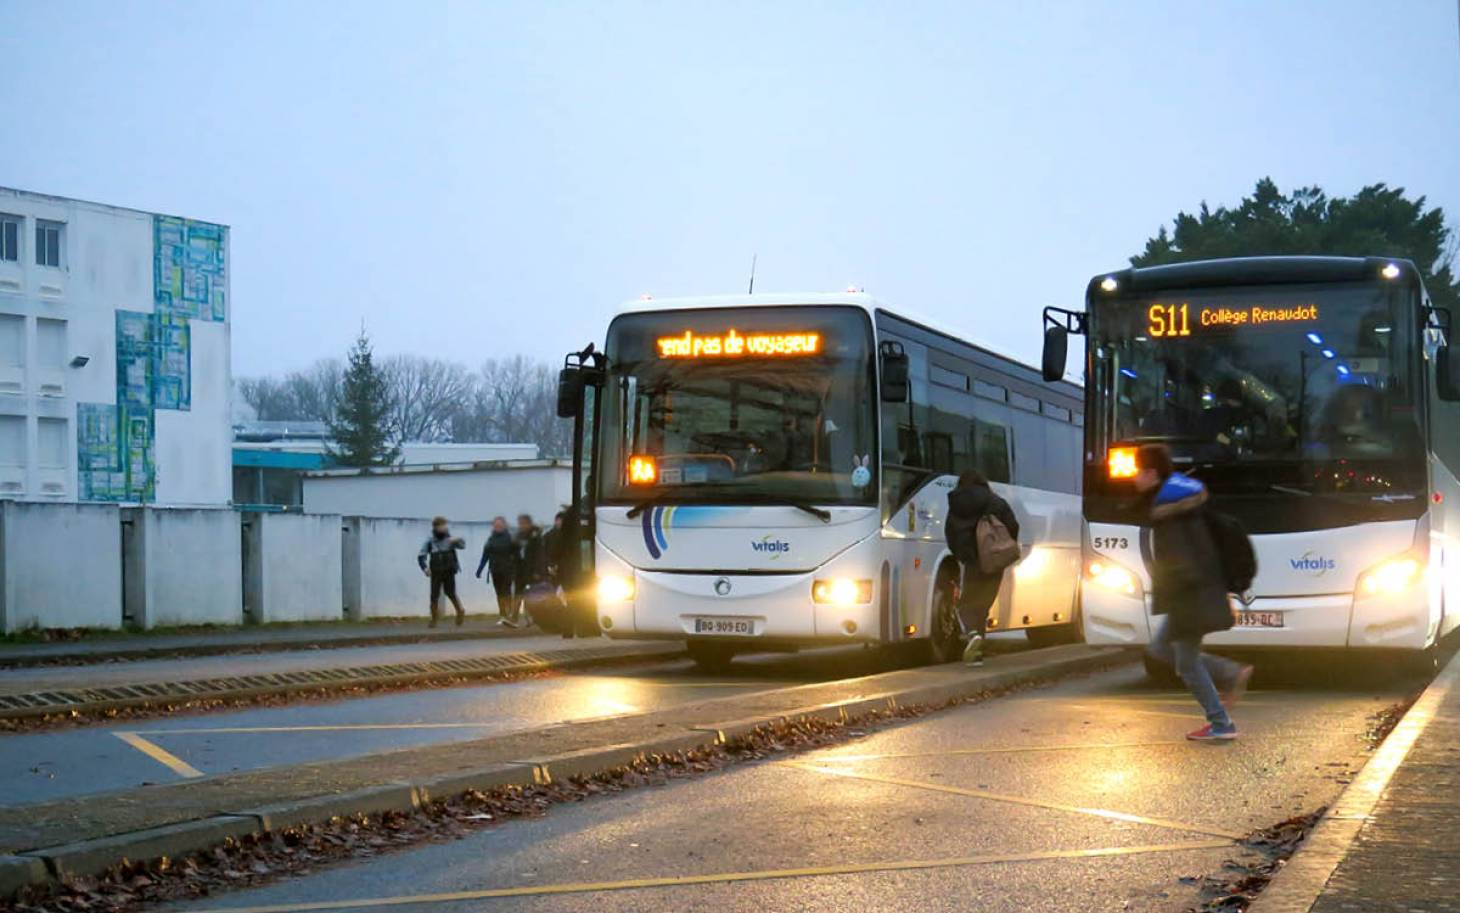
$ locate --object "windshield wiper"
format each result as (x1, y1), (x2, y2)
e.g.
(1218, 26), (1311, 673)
(625, 498), (663, 520)
(1270, 484), (1312, 497)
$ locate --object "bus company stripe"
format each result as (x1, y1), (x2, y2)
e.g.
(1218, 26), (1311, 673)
(655, 507), (672, 552)
(641, 509), (662, 559)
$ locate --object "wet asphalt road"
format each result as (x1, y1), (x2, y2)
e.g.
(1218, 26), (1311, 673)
(154, 661), (1413, 913)
(0, 643), (929, 806)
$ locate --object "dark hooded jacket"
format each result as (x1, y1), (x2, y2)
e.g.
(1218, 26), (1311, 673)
(476, 529), (517, 578)
(945, 483), (1020, 572)
(1148, 472), (1233, 638)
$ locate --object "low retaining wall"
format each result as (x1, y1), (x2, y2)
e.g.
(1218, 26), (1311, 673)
(122, 508), (243, 628)
(242, 512), (342, 623)
(0, 502), (121, 633)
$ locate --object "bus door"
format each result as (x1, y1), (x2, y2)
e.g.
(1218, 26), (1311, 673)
(556, 345), (606, 636)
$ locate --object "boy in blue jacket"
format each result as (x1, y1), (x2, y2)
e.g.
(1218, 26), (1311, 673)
(1135, 444), (1253, 741)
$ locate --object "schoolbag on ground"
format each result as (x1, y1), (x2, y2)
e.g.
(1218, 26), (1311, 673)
(1204, 509), (1256, 593)
(975, 513), (1021, 575)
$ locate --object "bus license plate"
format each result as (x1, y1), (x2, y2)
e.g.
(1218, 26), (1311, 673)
(692, 616), (755, 636)
(1235, 611), (1284, 629)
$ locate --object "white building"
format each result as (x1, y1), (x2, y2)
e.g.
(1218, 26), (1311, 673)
(303, 460), (572, 524)
(0, 187), (232, 505)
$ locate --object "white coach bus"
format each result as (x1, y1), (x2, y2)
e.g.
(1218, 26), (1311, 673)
(1040, 256), (1460, 674)
(555, 293), (1084, 669)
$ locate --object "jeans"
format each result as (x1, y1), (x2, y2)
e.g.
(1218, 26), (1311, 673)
(1148, 618), (1241, 728)
(429, 573), (465, 622)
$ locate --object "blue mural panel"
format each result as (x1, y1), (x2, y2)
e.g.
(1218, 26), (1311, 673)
(154, 215), (227, 322)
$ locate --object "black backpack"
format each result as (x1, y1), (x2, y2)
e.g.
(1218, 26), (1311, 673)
(1204, 509), (1256, 594)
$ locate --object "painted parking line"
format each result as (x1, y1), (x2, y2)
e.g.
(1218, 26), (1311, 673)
(193, 840), (1232, 913)
(113, 731), (205, 779)
(782, 761), (1245, 841)
(813, 739), (1188, 763)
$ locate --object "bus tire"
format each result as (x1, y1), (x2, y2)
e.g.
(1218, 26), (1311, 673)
(921, 580), (963, 665)
(687, 641), (737, 672)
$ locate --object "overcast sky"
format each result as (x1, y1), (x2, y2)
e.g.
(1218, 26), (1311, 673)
(3, 1), (1458, 377)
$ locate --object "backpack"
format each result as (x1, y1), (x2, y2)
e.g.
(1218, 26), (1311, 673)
(1204, 509), (1256, 593)
(975, 513), (1021, 575)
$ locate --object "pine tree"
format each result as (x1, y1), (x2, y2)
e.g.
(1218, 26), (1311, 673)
(327, 330), (400, 467)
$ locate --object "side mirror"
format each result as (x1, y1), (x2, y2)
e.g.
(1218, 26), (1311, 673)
(1439, 344), (1460, 401)
(556, 367), (585, 418)
(879, 341), (909, 402)
(1042, 325), (1069, 383)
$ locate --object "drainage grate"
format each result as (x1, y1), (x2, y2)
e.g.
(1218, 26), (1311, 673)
(0, 643), (675, 720)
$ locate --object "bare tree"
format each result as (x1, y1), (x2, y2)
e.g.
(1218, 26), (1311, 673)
(238, 359), (344, 423)
(382, 355), (472, 443)
(452, 356), (572, 456)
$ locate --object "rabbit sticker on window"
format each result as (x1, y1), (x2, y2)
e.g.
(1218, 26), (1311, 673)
(850, 454), (872, 490)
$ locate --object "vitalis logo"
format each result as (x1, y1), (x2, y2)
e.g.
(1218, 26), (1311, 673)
(752, 535), (792, 559)
(1290, 552), (1336, 575)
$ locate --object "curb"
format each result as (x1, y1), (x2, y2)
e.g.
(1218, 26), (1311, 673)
(1246, 650), (1460, 913)
(0, 623), (545, 670)
(0, 641), (684, 721)
(3, 643), (1132, 898)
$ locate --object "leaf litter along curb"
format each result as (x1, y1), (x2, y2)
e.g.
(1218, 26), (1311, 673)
(7, 670), (1089, 913)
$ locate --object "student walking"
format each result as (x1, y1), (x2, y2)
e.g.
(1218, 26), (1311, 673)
(514, 514), (546, 594)
(1134, 443), (1254, 741)
(944, 470), (1020, 666)
(476, 516), (521, 626)
(417, 516), (466, 628)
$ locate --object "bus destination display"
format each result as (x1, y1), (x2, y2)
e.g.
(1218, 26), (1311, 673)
(1146, 303), (1320, 338)
(656, 329), (821, 358)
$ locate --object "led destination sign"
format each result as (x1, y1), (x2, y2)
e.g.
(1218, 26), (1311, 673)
(656, 329), (821, 358)
(1147, 303), (1320, 338)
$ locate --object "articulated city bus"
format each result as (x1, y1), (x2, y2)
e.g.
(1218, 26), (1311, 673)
(556, 293), (1084, 669)
(1041, 256), (1460, 673)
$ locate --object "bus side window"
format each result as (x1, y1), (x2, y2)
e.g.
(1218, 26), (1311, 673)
(972, 418), (1012, 483)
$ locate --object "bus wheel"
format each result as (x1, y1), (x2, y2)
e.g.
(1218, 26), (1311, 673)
(687, 641), (737, 672)
(923, 583), (963, 665)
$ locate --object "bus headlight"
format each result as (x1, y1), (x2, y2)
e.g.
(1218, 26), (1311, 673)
(812, 578), (873, 606)
(597, 573), (636, 603)
(1085, 558), (1142, 598)
(1357, 555), (1424, 597)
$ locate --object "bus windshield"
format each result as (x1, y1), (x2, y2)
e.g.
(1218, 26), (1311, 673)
(601, 306), (877, 507)
(1089, 281), (1424, 499)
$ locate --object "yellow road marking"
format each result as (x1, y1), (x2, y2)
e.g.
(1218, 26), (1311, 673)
(812, 739), (1188, 762)
(113, 731), (205, 779)
(783, 761), (1244, 841)
(193, 840), (1231, 912)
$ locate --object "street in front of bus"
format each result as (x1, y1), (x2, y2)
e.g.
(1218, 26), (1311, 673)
(145, 660), (1412, 913)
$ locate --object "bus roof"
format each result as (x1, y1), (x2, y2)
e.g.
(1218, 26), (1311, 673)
(614, 292), (1070, 388)
(1087, 255), (1422, 298)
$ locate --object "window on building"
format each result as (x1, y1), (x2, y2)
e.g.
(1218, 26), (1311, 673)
(37, 319), (65, 367)
(37, 418), (65, 468)
(0, 215), (19, 263)
(0, 315), (23, 367)
(0, 416), (25, 466)
(35, 220), (62, 268)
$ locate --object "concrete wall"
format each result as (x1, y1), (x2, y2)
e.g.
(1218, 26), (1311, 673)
(242, 512), (341, 623)
(304, 462), (572, 524)
(122, 507), (242, 628)
(342, 517), (496, 620)
(0, 501), (121, 631)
